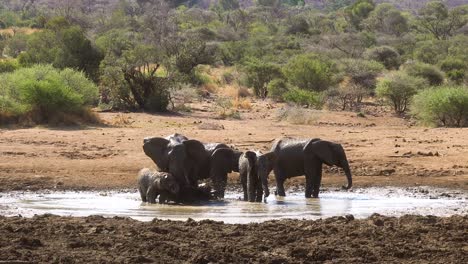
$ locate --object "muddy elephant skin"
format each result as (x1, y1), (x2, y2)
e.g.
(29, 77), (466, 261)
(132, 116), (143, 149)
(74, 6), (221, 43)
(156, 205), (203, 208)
(142, 134), (241, 198)
(239, 151), (263, 202)
(257, 138), (352, 198)
(137, 168), (180, 204)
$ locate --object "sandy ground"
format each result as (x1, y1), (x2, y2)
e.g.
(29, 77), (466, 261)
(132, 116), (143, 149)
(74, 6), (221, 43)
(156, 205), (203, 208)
(1, 99), (467, 263)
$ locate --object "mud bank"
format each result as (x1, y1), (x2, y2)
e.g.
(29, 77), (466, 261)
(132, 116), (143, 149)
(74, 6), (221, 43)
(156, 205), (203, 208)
(0, 214), (467, 263)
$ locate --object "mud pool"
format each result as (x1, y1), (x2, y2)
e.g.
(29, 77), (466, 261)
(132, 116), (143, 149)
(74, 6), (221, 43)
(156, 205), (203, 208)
(0, 187), (466, 224)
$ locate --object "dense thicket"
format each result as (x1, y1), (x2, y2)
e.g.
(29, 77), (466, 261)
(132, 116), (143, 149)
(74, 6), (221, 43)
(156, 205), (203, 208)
(0, 0), (467, 126)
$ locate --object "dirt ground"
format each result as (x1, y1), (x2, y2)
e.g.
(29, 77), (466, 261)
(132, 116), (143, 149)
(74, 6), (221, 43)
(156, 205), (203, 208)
(0, 214), (466, 263)
(1, 99), (467, 263)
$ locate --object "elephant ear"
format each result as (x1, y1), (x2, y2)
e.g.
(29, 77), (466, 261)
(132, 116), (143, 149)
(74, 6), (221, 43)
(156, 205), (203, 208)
(182, 139), (210, 165)
(211, 148), (236, 174)
(143, 137), (170, 171)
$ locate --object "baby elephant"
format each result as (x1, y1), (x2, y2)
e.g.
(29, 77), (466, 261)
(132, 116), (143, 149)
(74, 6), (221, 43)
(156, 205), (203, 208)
(239, 151), (263, 202)
(137, 168), (180, 204)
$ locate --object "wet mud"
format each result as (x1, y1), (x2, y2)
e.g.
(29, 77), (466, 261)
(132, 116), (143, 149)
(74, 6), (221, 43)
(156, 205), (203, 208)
(0, 214), (467, 263)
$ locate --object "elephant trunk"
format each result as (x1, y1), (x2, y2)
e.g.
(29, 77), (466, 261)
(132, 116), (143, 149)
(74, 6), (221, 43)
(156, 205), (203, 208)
(341, 159), (352, 190)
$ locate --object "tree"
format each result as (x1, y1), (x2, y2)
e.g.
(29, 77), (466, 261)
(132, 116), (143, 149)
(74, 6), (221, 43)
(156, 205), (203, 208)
(413, 40), (448, 65)
(340, 58), (384, 90)
(18, 17), (103, 81)
(344, 0), (375, 30)
(215, 0), (240, 11)
(244, 58), (282, 98)
(284, 53), (340, 92)
(376, 72), (426, 114)
(256, 0), (280, 8)
(416, 2), (468, 40)
(363, 3), (408, 36)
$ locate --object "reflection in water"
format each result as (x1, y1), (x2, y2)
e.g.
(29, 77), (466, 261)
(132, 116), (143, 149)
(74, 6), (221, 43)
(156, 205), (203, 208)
(0, 188), (466, 224)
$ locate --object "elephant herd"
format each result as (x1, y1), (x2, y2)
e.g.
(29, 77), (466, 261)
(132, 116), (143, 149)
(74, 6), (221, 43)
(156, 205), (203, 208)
(138, 133), (353, 204)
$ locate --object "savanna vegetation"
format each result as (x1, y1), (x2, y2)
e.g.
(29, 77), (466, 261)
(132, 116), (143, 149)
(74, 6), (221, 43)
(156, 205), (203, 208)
(0, 0), (467, 126)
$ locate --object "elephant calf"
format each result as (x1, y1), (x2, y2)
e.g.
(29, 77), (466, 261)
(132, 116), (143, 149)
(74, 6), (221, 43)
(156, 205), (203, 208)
(239, 151), (263, 202)
(137, 168), (180, 204)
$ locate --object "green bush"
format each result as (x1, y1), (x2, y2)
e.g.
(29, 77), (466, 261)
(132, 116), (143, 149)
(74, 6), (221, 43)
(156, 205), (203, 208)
(283, 88), (323, 109)
(440, 57), (466, 84)
(0, 59), (19, 73)
(403, 62), (444, 86)
(412, 86), (468, 127)
(267, 78), (289, 101)
(340, 59), (384, 90)
(364, 46), (401, 70)
(376, 72), (426, 114)
(243, 58), (282, 98)
(413, 40), (448, 65)
(0, 65), (99, 125)
(283, 53), (339, 92)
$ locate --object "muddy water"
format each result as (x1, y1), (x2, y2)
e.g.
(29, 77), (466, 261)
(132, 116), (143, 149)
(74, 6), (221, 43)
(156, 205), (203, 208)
(0, 187), (466, 224)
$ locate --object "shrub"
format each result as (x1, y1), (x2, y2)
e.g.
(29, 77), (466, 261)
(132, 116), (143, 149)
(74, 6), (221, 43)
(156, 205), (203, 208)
(440, 57), (466, 84)
(376, 72), (426, 114)
(364, 46), (401, 70)
(0, 65), (99, 125)
(267, 78), (289, 101)
(403, 62), (445, 86)
(413, 40), (448, 65)
(243, 58), (282, 98)
(276, 106), (321, 125)
(283, 88), (323, 109)
(340, 59), (385, 90)
(283, 53), (339, 92)
(327, 77), (369, 111)
(412, 86), (468, 127)
(0, 59), (19, 73)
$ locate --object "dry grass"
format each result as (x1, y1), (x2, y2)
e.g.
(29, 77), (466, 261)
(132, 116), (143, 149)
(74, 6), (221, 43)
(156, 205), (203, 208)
(198, 122), (225, 130)
(108, 114), (134, 127)
(232, 98), (252, 110)
(220, 85), (251, 98)
(0, 27), (40, 36)
(201, 83), (218, 94)
(276, 106), (322, 125)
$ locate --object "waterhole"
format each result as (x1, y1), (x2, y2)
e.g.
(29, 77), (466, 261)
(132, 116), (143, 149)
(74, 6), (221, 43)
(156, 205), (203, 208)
(0, 187), (466, 224)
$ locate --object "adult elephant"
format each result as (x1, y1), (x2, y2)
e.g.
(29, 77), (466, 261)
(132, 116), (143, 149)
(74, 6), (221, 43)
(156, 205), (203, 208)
(257, 138), (352, 198)
(142, 134), (240, 198)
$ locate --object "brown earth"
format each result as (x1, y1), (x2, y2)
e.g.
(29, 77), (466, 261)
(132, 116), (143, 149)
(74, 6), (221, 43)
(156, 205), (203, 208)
(1, 99), (467, 263)
(0, 214), (467, 263)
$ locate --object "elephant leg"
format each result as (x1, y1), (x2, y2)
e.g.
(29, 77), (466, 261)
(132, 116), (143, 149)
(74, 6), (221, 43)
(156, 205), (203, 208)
(146, 186), (159, 204)
(274, 168), (286, 197)
(159, 193), (167, 204)
(211, 171), (227, 199)
(209, 148), (234, 199)
(255, 180), (263, 202)
(312, 166), (323, 198)
(139, 187), (147, 202)
(305, 158), (322, 198)
(305, 175), (313, 198)
(240, 171), (248, 201)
